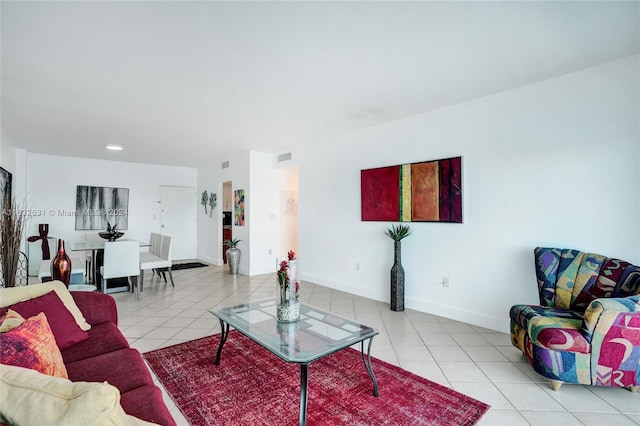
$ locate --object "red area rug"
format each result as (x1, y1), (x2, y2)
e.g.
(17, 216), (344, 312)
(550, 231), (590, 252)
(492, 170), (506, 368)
(144, 331), (490, 426)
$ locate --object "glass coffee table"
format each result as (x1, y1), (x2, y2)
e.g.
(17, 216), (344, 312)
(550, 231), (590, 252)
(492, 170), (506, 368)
(210, 299), (379, 426)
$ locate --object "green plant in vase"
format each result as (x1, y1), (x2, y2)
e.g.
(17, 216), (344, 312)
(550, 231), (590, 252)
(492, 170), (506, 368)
(384, 224), (413, 241)
(223, 238), (241, 248)
(107, 221), (117, 234)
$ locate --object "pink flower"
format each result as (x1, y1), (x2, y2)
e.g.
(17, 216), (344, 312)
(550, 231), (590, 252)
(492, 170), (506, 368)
(288, 250), (296, 261)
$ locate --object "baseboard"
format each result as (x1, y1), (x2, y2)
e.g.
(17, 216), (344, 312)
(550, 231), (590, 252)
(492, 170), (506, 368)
(407, 299), (510, 334)
(302, 272), (510, 334)
(198, 255), (222, 266)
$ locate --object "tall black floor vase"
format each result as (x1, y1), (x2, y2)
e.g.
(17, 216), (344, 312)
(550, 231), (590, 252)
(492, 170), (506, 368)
(390, 241), (405, 312)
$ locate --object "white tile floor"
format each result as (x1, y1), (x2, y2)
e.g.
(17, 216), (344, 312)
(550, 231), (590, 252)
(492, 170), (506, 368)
(108, 264), (640, 426)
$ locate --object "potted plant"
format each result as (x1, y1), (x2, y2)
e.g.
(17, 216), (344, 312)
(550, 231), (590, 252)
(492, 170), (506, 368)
(384, 224), (413, 311)
(98, 221), (124, 241)
(224, 237), (241, 275)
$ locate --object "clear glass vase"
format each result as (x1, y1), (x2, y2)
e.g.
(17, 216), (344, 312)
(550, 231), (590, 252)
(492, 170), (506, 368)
(276, 257), (300, 322)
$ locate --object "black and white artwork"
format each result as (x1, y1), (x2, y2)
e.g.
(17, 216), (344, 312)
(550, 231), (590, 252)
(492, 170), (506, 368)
(75, 185), (129, 230)
(0, 167), (11, 211)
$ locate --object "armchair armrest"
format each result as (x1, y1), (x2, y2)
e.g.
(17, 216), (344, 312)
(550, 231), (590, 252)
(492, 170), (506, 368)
(70, 291), (119, 326)
(581, 295), (639, 342)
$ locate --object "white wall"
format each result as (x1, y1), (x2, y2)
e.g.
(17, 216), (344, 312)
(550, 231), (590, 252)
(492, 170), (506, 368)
(197, 151), (250, 271)
(25, 153), (196, 267)
(298, 55), (640, 333)
(249, 151), (298, 275)
(0, 128), (17, 174)
(196, 166), (222, 266)
(0, 132), (27, 203)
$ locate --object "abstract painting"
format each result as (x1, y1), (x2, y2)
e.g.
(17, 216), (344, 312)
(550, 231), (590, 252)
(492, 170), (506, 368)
(234, 189), (245, 226)
(361, 156), (462, 223)
(75, 185), (129, 230)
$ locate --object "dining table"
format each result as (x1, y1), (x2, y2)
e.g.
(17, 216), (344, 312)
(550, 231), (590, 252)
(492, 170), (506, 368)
(71, 239), (151, 293)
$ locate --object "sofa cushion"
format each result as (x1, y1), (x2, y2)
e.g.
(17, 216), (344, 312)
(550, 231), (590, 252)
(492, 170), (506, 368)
(0, 281), (91, 331)
(120, 384), (176, 426)
(0, 364), (156, 426)
(66, 348), (155, 394)
(0, 312), (68, 378)
(61, 321), (130, 364)
(510, 305), (590, 353)
(0, 290), (89, 350)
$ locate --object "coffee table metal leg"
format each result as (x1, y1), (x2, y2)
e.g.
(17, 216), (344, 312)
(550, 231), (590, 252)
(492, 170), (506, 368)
(361, 337), (379, 397)
(215, 320), (230, 365)
(299, 363), (309, 426)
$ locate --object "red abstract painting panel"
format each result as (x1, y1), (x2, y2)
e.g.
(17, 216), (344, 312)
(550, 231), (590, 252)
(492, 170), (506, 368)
(361, 166), (400, 221)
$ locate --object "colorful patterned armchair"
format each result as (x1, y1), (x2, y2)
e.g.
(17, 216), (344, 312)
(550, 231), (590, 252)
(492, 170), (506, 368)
(510, 247), (640, 391)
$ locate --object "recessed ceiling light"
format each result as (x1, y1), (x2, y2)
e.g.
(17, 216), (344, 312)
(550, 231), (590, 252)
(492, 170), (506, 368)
(104, 144), (123, 151)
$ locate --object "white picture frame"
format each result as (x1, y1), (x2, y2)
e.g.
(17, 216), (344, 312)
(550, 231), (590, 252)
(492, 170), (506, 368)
(281, 190), (298, 216)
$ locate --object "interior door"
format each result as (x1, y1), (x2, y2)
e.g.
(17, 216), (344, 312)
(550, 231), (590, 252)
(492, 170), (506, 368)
(159, 186), (197, 261)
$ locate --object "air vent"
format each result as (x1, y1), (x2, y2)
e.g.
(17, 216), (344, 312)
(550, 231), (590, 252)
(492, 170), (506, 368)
(221, 161), (229, 169)
(277, 152), (292, 162)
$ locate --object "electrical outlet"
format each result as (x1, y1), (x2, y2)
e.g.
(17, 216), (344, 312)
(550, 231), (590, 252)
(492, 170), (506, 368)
(356, 262), (360, 271)
(442, 276), (450, 288)
(268, 249), (272, 255)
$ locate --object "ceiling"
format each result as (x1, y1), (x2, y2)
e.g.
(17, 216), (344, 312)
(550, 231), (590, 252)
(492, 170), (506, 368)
(2, 1), (638, 167)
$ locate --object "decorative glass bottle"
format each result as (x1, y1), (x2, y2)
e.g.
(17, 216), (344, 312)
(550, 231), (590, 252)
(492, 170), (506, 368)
(276, 251), (300, 322)
(51, 239), (72, 287)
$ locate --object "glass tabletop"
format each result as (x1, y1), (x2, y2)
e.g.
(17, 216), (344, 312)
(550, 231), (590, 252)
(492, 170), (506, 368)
(71, 240), (151, 250)
(210, 299), (378, 364)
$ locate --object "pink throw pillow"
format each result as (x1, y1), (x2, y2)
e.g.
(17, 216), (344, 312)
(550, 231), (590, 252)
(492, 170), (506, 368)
(0, 312), (68, 378)
(0, 290), (89, 350)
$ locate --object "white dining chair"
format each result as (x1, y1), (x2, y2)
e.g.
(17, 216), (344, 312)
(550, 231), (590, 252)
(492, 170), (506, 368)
(100, 240), (141, 298)
(141, 232), (161, 260)
(140, 232), (161, 278)
(140, 235), (174, 294)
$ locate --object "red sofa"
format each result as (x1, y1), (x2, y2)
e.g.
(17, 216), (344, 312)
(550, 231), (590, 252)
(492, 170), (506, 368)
(0, 282), (175, 426)
(60, 291), (175, 426)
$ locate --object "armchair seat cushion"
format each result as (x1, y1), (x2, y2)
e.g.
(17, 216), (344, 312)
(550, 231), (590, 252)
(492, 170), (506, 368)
(510, 305), (590, 354)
